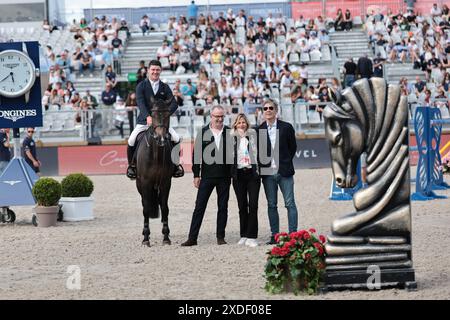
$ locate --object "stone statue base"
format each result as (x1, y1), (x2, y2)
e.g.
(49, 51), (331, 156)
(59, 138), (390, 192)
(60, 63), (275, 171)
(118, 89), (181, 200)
(322, 268), (417, 291)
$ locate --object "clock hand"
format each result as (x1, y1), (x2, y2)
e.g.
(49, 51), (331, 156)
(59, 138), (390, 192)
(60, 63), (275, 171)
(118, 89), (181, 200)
(0, 73), (11, 82)
(10, 72), (14, 83)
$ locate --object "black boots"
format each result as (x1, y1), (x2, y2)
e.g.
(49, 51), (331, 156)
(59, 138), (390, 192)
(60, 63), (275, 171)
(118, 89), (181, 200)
(172, 141), (184, 178)
(126, 145), (137, 180)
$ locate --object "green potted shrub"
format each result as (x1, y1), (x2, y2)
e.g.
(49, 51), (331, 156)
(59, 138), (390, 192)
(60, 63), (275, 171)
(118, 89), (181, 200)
(59, 173), (94, 221)
(32, 177), (62, 227)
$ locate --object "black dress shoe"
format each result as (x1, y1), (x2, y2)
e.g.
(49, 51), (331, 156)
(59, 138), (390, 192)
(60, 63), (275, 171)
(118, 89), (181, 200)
(181, 239), (197, 246)
(217, 238), (227, 245)
(266, 236), (277, 245)
(126, 165), (137, 180)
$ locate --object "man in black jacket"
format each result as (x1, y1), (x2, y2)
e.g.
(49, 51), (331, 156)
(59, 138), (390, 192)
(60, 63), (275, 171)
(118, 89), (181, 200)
(181, 105), (233, 246)
(357, 54), (373, 79)
(258, 99), (298, 244)
(126, 60), (183, 179)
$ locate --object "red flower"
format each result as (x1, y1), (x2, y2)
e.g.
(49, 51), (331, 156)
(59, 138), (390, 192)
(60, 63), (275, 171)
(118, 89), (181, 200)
(271, 246), (290, 257)
(319, 235), (326, 243)
(309, 228), (316, 233)
(275, 232), (289, 242)
(305, 253), (311, 260)
(314, 242), (324, 256)
(303, 232), (311, 240)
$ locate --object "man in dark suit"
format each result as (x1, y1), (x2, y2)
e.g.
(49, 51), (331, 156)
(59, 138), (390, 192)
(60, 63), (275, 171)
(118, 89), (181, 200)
(126, 59), (183, 179)
(181, 105), (233, 246)
(258, 99), (298, 244)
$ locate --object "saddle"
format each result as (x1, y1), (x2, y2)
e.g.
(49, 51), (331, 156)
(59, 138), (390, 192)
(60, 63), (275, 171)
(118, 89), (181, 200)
(133, 129), (184, 178)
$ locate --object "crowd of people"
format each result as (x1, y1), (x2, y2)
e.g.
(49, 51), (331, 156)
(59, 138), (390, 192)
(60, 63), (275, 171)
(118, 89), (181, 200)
(366, 3), (450, 110)
(36, 3), (450, 141)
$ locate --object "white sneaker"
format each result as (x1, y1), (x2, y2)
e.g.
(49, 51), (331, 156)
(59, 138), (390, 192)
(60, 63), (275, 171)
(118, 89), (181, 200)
(238, 237), (247, 245)
(245, 239), (258, 247)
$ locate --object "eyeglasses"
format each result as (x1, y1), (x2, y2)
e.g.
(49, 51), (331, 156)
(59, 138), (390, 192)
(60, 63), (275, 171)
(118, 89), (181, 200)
(212, 115), (224, 118)
(28, 130), (34, 133)
(263, 106), (275, 111)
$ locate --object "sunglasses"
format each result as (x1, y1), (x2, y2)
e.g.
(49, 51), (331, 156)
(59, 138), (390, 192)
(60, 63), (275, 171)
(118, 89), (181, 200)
(28, 130), (34, 133)
(263, 106), (275, 111)
(212, 115), (224, 118)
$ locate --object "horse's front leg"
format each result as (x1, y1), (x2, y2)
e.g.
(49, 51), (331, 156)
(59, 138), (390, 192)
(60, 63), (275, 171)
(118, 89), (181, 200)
(142, 197), (151, 247)
(159, 180), (172, 245)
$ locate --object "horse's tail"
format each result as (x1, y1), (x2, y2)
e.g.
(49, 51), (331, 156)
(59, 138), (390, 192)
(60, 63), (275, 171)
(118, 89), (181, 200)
(148, 185), (160, 219)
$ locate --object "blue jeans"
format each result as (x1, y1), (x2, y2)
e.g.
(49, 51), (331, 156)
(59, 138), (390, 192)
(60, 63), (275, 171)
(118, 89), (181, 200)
(344, 74), (355, 88)
(262, 174), (298, 235)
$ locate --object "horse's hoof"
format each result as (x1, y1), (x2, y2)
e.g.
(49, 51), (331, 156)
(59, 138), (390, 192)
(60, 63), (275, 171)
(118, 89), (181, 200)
(142, 241), (150, 247)
(163, 239), (171, 245)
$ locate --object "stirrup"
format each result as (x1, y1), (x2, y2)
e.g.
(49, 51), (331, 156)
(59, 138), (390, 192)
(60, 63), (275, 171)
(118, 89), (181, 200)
(173, 165), (184, 178)
(127, 165), (137, 180)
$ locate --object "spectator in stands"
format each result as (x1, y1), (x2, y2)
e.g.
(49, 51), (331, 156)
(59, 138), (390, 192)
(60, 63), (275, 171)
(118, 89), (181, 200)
(70, 92), (82, 109)
(208, 80), (220, 102)
(56, 50), (72, 80)
(83, 90), (99, 109)
(414, 76), (426, 93)
(357, 54), (373, 79)
(190, 46), (201, 73)
(111, 33), (123, 56)
(79, 49), (94, 77)
(140, 15), (151, 36)
(244, 79), (259, 104)
(334, 9), (344, 31)
(187, 1), (198, 26)
(101, 83), (117, 106)
(136, 60), (148, 85)
(113, 97), (127, 139)
(157, 41), (172, 62)
(118, 18), (131, 39)
(373, 52), (385, 78)
(105, 65), (117, 88)
(343, 9), (353, 31)
(182, 78), (198, 105)
(49, 88), (63, 107)
(125, 92), (138, 134)
(280, 68), (293, 92)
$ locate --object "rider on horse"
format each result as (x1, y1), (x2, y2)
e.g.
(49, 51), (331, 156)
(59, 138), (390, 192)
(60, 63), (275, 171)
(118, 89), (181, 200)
(126, 59), (184, 180)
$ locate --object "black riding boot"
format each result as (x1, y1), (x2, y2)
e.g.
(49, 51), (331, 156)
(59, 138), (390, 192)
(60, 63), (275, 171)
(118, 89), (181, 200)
(171, 141), (184, 178)
(126, 145), (137, 180)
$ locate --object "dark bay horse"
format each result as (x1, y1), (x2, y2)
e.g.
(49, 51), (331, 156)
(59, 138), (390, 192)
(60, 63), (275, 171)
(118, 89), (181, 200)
(136, 97), (174, 246)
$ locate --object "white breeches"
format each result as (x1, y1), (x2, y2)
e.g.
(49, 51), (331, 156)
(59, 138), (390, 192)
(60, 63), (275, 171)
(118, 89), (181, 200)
(128, 124), (180, 146)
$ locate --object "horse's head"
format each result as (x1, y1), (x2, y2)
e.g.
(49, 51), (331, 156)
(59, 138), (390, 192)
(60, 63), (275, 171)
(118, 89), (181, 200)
(149, 96), (172, 146)
(324, 86), (365, 189)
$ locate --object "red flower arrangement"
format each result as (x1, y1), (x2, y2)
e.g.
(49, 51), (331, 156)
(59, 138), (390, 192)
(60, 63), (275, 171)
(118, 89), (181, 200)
(264, 229), (327, 295)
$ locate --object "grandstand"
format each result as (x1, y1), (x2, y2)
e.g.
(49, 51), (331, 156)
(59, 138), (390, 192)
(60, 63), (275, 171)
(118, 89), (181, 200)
(3, 1), (450, 144)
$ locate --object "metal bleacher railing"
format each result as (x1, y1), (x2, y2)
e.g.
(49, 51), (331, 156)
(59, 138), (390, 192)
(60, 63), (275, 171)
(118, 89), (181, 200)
(37, 101), (334, 143)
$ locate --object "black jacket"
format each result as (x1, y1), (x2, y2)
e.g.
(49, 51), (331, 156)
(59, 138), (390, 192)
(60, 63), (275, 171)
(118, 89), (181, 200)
(257, 119), (297, 177)
(192, 125), (232, 179)
(136, 78), (178, 125)
(231, 129), (259, 179)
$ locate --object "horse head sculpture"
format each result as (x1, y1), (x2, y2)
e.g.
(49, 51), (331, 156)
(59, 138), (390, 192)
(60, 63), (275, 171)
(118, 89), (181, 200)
(324, 78), (411, 236)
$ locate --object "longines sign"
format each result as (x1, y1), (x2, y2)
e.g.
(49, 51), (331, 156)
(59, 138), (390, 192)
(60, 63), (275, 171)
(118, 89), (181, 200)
(0, 41), (43, 129)
(0, 109), (38, 122)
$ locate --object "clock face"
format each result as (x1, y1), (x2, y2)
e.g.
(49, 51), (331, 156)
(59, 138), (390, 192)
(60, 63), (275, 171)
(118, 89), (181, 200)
(0, 50), (36, 98)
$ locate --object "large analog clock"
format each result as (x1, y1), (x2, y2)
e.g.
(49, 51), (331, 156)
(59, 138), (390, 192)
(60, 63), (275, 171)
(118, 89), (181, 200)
(0, 49), (37, 98)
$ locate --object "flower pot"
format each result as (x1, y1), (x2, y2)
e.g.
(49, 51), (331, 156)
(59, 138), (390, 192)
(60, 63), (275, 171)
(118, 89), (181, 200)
(34, 206), (59, 227)
(59, 197), (94, 221)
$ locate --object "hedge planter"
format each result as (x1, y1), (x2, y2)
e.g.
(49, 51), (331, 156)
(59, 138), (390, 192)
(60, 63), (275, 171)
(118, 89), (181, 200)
(59, 197), (94, 222)
(35, 206), (59, 227)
